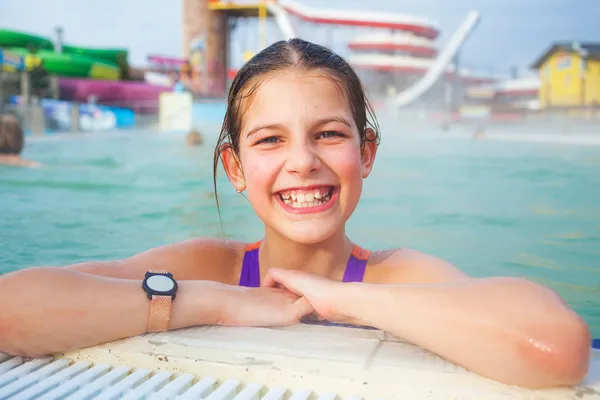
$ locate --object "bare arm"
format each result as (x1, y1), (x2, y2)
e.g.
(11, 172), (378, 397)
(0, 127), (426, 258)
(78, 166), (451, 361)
(0, 238), (229, 356)
(0, 267), (227, 357)
(340, 250), (591, 388)
(0, 239), (312, 357)
(264, 249), (591, 388)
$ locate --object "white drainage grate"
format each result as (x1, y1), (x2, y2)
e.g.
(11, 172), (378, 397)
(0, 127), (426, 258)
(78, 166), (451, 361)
(0, 356), (361, 400)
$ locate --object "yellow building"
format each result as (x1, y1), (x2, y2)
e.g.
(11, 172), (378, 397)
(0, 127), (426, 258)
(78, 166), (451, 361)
(531, 42), (600, 109)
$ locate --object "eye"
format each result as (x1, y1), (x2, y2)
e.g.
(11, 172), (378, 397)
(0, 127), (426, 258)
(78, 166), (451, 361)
(256, 136), (280, 145)
(318, 131), (344, 139)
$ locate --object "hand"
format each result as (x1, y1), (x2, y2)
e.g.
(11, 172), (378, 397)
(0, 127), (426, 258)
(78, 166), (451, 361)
(217, 286), (314, 327)
(263, 269), (351, 324)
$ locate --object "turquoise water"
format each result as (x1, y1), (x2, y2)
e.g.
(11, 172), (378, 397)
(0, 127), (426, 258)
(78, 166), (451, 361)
(1, 122), (599, 338)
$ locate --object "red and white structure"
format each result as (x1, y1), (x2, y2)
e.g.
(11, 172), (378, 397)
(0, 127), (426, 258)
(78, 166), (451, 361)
(271, 1), (491, 105)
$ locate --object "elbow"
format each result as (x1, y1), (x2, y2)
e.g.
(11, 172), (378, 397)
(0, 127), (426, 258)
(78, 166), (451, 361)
(0, 267), (61, 358)
(548, 313), (591, 387)
(521, 310), (591, 388)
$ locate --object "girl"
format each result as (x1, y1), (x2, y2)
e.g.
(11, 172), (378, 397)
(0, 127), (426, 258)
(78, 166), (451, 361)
(0, 39), (591, 389)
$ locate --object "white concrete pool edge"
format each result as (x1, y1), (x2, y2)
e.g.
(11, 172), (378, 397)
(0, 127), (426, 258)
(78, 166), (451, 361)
(2, 324), (597, 399)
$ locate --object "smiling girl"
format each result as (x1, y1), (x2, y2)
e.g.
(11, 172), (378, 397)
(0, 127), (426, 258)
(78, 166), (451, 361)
(0, 39), (591, 389)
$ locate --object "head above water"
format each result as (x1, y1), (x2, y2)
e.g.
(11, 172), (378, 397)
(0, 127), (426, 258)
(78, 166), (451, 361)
(186, 130), (204, 146)
(213, 38), (381, 243)
(0, 114), (24, 155)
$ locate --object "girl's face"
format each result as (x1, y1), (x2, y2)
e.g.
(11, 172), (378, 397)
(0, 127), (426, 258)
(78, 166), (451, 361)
(223, 69), (377, 244)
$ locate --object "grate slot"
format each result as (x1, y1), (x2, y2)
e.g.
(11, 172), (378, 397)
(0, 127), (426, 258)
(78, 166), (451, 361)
(38, 363), (112, 400)
(0, 359), (71, 399)
(0, 357), (51, 388)
(204, 379), (242, 400)
(7, 361), (91, 400)
(232, 382), (263, 400)
(120, 370), (173, 400)
(149, 373), (195, 399)
(176, 376), (218, 400)
(95, 368), (153, 400)
(63, 365), (132, 400)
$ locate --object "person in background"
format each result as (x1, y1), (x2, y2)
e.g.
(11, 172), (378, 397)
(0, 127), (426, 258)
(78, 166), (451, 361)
(0, 113), (40, 168)
(186, 130), (204, 146)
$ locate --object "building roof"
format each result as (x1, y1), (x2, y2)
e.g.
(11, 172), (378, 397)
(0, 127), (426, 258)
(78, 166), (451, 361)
(531, 42), (600, 69)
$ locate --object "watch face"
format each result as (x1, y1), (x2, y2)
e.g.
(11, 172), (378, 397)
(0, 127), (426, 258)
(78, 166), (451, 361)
(147, 275), (175, 293)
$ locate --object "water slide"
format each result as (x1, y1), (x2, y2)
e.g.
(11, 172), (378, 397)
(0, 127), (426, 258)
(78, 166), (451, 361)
(0, 29), (170, 109)
(0, 29), (126, 80)
(391, 11), (480, 107)
(267, 1), (480, 108)
(5, 47), (120, 80)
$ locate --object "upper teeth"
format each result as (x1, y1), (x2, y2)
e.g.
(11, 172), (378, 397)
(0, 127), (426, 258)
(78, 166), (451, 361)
(280, 188), (330, 201)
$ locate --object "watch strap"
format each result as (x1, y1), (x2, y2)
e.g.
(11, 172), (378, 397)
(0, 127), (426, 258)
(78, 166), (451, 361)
(147, 295), (172, 332)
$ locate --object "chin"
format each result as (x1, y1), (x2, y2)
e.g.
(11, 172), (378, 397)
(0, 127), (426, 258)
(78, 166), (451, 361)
(275, 218), (342, 245)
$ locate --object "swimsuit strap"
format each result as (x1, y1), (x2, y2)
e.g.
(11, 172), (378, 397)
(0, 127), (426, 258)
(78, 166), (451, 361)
(238, 241), (261, 287)
(238, 242), (370, 287)
(342, 245), (370, 283)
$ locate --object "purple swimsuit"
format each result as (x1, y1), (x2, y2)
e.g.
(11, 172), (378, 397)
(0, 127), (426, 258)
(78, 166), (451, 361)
(238, 241), (370, 287)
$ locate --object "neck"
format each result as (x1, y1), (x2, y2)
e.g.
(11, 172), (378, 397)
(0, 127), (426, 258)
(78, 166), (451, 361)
(259, 225), (354, 279)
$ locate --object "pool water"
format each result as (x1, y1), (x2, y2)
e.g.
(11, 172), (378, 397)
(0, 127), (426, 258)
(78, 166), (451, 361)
(1, 125), (599, 338)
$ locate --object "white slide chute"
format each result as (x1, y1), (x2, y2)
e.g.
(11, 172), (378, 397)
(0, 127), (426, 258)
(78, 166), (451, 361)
(268, 1), (481, 108)
(391, 10), (480, 107)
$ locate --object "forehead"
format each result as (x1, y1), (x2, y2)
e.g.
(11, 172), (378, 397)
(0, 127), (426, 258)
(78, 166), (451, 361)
(239, 69), (354, 131)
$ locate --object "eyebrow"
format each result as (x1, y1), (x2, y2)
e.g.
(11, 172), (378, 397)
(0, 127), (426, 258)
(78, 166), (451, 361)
(245, 123), (284, 139)
(245, 116), (352, 138)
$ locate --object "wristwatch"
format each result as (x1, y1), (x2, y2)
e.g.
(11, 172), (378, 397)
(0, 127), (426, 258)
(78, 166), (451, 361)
(142, 270), (178, 332)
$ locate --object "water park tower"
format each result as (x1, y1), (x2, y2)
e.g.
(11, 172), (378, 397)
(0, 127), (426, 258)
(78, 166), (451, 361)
(183, 0), (270, 96)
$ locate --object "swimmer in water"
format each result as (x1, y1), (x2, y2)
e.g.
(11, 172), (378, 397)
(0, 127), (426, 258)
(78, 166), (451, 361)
(0, 113), (41, 168)
(186, 130), (204, 146)
(0, 39), (591, 389)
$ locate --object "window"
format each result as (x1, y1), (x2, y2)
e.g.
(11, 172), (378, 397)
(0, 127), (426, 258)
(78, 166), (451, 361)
(556, 54), (571, 70)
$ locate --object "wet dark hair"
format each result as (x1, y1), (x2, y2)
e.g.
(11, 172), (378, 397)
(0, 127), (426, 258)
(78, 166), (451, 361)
(0, 114), (24, 155)
(212, 38), (380, 219)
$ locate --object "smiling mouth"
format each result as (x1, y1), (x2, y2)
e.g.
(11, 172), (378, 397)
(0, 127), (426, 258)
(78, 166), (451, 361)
(275, 186), (336, 209)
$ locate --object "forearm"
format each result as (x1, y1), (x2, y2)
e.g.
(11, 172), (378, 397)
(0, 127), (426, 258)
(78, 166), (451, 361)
(0, 267), (226, 357)
(338, 277), (590, 388)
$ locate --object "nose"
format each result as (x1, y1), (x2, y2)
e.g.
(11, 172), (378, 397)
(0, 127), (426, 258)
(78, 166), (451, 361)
(285, 138), (321, 176)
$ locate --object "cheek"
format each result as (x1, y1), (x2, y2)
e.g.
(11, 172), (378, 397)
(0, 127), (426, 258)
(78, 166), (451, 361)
(326, 147), (364, 204)
(326, 146), (363, 180)
(240, 152), (279, 196)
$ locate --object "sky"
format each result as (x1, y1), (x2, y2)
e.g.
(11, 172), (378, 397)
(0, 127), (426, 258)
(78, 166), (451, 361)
(2, 0), (599, 79)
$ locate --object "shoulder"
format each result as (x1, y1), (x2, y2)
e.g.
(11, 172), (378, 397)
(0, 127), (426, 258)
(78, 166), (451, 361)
(0, 157), (41, 168)
(69, 237), (252, 284)
(129, 237), (251, 283)
(364, 247), (470, 285)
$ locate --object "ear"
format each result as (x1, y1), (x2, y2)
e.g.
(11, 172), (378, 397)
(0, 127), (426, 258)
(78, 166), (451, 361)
(221, 144), (246, 192)
(361, 128), (378, 178)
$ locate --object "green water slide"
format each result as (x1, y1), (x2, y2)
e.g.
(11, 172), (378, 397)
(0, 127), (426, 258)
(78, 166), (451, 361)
(0, 29), (126, 80)
(0, 29), (54, 51)
(5, 47), (120, 80)
(62, 45), (128, 68)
